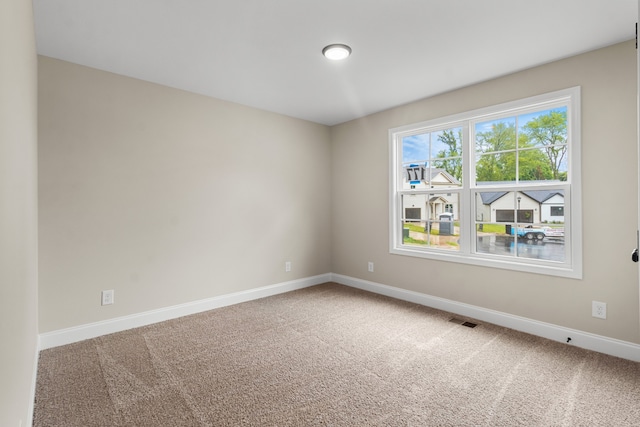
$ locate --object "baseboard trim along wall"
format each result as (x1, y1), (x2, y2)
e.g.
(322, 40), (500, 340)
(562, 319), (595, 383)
(39, 272), (640, 362)
(331, 273), (640, 363)
(39, 273), (332, 350)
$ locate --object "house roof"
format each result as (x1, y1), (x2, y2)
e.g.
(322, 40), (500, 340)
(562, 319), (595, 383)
(479, 190), (564, 205)
(428, 196), (449, 203)
(431, 169), (460, 185)
(479, 192), (508, 205)
(522, 190), (564, 204)
(406, 166), (461, 186)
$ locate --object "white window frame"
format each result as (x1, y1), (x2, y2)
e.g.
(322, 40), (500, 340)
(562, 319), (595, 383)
(389, 87), (582, 279)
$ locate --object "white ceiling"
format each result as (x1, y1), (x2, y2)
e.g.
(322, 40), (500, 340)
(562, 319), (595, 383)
(33, 0), (637, 126)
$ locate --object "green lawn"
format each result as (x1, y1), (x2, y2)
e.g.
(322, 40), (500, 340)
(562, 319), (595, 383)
(404, 223), (426, 233)
(476, 223), (507, 233)
(403, 222), (459, 236)
(403, 221), (563, 242)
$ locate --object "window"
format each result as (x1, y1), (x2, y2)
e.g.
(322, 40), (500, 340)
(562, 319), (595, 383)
(389, 87), (581, 278)
(550, 206), (564, 217)
(405, 207), (421, 221)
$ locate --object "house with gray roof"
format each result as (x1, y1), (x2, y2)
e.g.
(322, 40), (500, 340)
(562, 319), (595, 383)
(476, 190), (564, 224)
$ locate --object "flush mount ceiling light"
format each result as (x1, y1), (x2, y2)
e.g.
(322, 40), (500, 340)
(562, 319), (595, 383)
(322, 43), (352, 60)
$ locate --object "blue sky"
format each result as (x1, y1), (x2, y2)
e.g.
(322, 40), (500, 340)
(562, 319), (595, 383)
(402, 127), (462, 164)
(474, 107), (567, 136)
(402, 107), (567, 165)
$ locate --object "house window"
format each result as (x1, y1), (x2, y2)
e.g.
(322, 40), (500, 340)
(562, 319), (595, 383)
(550, 206), (564, 216)
(389, 87), (581, 278)
(405, 207), (421, 221)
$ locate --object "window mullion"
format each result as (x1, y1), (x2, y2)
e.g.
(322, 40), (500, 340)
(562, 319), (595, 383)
(461, 123), (472, 255)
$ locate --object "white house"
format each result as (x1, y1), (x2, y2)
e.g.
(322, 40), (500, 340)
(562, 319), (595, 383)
(476, 190), (565, 224)
(540, 192), (565, 223)
(403, 166), (461, 221)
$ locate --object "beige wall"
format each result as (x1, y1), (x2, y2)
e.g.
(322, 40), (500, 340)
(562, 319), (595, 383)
(331, 41), (639, 343)
(38, 57), (332, 332)
(0, 0), (39, 424)
(38, 41), (639, 345)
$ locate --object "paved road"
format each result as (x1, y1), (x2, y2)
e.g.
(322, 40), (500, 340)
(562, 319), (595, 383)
(476, 235), (565, 262)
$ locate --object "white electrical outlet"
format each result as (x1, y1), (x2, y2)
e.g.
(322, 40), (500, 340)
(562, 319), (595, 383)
(101, 290), (114, 306)
(592, 301), (606, 319)
(285, 261), (291, 272)
(368, 262), (374, 272)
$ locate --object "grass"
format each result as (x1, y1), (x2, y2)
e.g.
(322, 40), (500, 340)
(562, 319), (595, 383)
(404, 223), (441, 235)
(404, 223), (427, 233)
(403, 222), (460, 248)
(404, 237), (427, 245)
(476, 223), (508, 233)
(403, 237), (459, 248)
(404, 222), (458, 237)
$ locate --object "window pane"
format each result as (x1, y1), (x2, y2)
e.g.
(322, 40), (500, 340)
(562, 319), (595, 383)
(402, 127), (463, 189)
(475, 190), (565, 262)
(476, 109), (569, 185)
(518, 107), (568, 181)
(431, 127), (463, 183)
(401, 193), (460, 251)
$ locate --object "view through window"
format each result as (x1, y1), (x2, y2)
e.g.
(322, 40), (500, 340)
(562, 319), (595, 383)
(389, 88), (581, 278)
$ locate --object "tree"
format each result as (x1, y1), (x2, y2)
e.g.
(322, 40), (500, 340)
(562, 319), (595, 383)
(475, 120), (556, 182)
(475, 121), (517, 182)
(521, 111), (567, 181)
(435, 129), (462, 181)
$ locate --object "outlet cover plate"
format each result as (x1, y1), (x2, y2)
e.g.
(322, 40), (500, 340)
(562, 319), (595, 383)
(592, 301), (606, 319)
(101, 290), (114, 306)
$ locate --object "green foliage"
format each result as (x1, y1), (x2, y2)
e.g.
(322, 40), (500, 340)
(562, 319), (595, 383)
(475, 122), (517, 182)
(521, 111), (568, 181)
(474, 111), (567, 183)
(518, 149), (554, 181)
(435, 129), (462, 181)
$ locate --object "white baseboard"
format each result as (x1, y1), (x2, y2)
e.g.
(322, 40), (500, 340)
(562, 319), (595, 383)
(331, 273), (640, 362)
(38, 272), (640, 363)
(39, 274), (331, 350)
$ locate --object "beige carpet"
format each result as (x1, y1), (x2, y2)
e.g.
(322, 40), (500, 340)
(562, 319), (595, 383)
(34, 283), (640, 426)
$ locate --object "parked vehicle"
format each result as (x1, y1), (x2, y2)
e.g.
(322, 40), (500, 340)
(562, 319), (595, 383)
(510, 226), (546, 241)
(509, 225), (565, 241)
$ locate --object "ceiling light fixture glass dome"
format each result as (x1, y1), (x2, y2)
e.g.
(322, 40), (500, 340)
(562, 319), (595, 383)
(322, 44), (352, 60)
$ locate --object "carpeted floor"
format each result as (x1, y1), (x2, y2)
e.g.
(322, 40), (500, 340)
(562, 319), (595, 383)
(34, 283), (640, 426)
